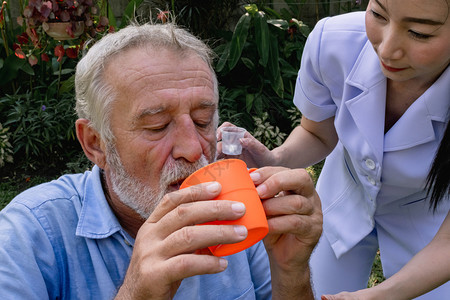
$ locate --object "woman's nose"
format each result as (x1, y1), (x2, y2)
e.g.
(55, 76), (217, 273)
(377, 27), (404, 61)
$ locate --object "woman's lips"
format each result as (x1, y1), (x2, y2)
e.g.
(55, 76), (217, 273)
(381, 61), (407, 72)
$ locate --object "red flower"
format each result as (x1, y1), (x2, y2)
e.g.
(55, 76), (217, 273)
(66, 46), (79, 59)
(54, 44), (65, 62)
(0, 1), (6, 24)
(17, 32), (29, 45)
(41, 53), (50, 62)
(288, 26), (296, 39)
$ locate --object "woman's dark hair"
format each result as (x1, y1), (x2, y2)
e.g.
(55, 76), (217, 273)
(426, 117), (450, 211)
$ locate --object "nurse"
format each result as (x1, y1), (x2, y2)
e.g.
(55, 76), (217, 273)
(218, 0), (450, 298)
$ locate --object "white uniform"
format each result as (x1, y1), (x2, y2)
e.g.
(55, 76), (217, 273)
(294, 12), (450, 298)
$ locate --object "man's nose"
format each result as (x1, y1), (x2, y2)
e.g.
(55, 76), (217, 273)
(171, 116), (203, 163)
(378, 27), (404, 61)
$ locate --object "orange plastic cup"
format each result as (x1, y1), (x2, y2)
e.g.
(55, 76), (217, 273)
(180, 159), (268, 256)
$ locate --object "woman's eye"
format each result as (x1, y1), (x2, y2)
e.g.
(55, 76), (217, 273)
(371, 10), (385, 20)
(409, 30), (432, 40)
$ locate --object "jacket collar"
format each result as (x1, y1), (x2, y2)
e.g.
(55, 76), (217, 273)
(344, 40), (449, 156)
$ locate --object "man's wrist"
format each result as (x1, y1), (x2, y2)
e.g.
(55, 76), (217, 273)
(271, 263), (314, 300)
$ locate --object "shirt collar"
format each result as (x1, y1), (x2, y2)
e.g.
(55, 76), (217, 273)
(76, 165), (125, 240)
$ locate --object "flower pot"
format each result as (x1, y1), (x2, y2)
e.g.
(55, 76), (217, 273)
(43, 21), (85, 40)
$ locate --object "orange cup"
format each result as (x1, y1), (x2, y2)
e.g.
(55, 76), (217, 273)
(180, 159), (268, 256)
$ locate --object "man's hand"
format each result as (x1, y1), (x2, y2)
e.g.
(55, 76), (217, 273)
(251, 167), (323, 299)
(115, 182), (248, 299)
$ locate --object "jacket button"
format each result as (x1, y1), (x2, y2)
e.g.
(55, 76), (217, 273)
(367, 176), (376, 186)
(365, 159), (376, 170)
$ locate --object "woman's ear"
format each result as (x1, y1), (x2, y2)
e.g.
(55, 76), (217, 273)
(76, 119), (107, 168)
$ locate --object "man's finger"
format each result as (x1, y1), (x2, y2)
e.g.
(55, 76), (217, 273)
(148, 182), (222, 223)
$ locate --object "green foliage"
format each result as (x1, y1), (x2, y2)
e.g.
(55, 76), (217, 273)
(215, 3), (309, 146)
(253, 112), (287, 149)
(140, 0), (243, 40)
(0, 123), (13, 167)
(0, 83), (78, 169)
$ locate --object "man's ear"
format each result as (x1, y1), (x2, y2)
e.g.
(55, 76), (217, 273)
(76, 119), (107, 169)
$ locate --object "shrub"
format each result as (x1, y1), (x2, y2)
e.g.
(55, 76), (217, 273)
(0, 123), (13, 167)
(0, 83), (78, 170)
(214, 3), (309, 147)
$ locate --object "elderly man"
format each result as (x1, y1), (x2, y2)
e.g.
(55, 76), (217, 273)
(0, 23), (322, 299)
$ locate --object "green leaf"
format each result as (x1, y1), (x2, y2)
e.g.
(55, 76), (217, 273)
(59, 75), (75, 94)
(241, 57), (255, 70)
(107, 5), (117, 29)
(268, 35), (283, 98)
(228, 13), (251, 70)
(0, 55), (26, 83)
(245, 93), (255, 113)
(53, 68), (74, 76)
(19, 61), (34, 76)
(279, 58), (299, 77)
(216, 43), (230, 73)
(255, 11), (269, 67)
(267, 19), (289, 30)
(120, 0), (145, 28)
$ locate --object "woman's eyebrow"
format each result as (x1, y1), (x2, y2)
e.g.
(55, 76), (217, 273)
(374, 0), (445, 26)
(374, 0), (387, 12)
(402, 16), (445, 26)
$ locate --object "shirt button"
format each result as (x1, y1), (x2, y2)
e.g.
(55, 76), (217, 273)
(367, 176), (376, 186)
(124, 239), (131, 246)
(365, 159), (376, 170)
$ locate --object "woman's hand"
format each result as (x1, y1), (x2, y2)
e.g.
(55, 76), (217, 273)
(216, 122), (276, 168)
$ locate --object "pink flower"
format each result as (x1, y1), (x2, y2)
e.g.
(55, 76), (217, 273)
(15, 48), (26, 59)
(157, 11), (169, 23)
(28, 54), (38, 66)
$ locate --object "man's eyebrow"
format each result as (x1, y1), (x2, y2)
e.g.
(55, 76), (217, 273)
(132, 106), (167, 125)
(197, 101), (217, 110)
(375, 0), (445, 26)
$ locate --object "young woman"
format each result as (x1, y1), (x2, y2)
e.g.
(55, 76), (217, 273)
(218, 0), (450, 298)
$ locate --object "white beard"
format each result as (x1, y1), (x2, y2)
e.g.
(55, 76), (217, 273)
(105, 143), (208, 219)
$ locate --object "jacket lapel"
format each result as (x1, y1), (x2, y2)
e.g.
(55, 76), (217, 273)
(384, 67), (450, 151)
(343, 41), (386, 163)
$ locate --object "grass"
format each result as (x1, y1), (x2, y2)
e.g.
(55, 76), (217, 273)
(0, 174), (54, 210)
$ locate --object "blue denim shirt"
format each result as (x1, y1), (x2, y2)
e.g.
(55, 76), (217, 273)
(0, 165), (271, 299)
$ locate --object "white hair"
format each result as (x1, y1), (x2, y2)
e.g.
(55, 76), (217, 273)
(75, 22), (219, 143)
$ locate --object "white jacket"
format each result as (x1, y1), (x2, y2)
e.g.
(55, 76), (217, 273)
(294, 12), (449, 258)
